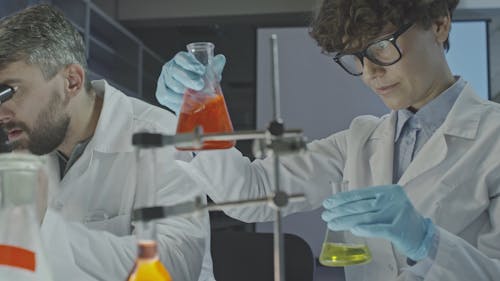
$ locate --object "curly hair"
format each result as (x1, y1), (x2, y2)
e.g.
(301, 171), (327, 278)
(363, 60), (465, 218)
(0, 4), (91, 91)
(309, 0), (460, 54)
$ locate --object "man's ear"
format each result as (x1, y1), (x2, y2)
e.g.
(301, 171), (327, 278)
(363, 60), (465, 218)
(433, 14), (452, 46)
(64, 64), (85, 97)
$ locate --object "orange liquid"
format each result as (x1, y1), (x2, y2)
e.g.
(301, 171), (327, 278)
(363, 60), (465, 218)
(127, 242), (172, 281)
(0, 244), (36, 272)
(176, 88), (235, 150)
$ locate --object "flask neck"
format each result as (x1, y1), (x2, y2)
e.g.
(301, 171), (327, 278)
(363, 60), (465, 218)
(0, 155), (45, 224)
(0, 169), (39, 209)
(137, 241), (158, 259)
(186, 42), (214, 66)
(136, 221), (158, 259)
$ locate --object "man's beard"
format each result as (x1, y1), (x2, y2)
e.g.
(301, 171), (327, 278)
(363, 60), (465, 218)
(6, 92), (70, 155)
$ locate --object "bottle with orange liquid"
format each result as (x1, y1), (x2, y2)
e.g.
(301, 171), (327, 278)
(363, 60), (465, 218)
(126, 221), (172, 281)
(0, 153), (53, 281)
(128, 146), (172, 281)
(176, 42), (235, 150)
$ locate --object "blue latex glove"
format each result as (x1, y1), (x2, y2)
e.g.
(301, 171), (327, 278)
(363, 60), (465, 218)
(322, 184), (436, 261)
(155, 51), (226, 115)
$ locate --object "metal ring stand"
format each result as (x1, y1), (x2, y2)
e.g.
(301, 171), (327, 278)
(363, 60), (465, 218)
(132, 34), (305, 281)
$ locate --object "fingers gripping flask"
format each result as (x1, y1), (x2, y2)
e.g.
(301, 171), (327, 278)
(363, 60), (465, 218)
(0, 153), (53, 280)
(176, 42), (235, 150)
(319, 181), (372, 267)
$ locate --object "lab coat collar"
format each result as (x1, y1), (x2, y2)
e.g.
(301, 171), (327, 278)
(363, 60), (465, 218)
(370, 82), (482, 141)
(89, 80), (135, 153)
(397, 83), (482, 185)
(440, 83), (484, 140)
(370, 112), (397, 140)
(368, 113), (397, 185)
(367, 82), (483, 185)
(394, 77), (465, 143)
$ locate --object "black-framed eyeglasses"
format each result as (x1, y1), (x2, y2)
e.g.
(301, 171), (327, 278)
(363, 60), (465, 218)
(333, 22), (414, 76)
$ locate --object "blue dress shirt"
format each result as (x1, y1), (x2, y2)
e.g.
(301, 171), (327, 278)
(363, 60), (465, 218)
(393, 78), (466, 183)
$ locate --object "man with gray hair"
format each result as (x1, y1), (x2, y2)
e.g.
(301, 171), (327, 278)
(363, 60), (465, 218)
(0, 4), (213, 281)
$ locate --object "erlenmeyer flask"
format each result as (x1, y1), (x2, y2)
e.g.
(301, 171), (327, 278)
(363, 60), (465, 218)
(319, 181), (372, 267)
(0, 153), (53, 280)
(126, 222), (172, 281)
(319, 229), (372, 267)
(176, 42), (235, 150)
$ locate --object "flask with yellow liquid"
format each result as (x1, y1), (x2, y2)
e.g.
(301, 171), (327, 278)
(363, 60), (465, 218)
(319, 229), (372, 267)
(319, 181), (372, 267)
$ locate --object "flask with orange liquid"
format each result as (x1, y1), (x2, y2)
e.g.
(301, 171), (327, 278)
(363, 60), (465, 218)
(176, 42), (235, 150)
(0, 153), (53, 280)
(126, 221), (172, 281)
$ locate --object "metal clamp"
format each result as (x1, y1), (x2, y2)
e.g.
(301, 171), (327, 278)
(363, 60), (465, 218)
(132, 193), (306, 223)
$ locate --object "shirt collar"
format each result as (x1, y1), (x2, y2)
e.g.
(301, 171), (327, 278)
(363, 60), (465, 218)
(56, 137), (92, 178)
(395, 109), (414, 142)
(394, 77), (466, 142)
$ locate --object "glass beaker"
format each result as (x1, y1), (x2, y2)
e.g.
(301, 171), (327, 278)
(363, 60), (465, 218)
(319, 229), (372, 267)
(176, 42), (235, 150)
(0, 153), (53, 280)
(126, 221), (172, 281)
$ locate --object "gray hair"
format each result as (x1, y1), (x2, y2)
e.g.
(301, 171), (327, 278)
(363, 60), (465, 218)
(0, 4), (91, 90)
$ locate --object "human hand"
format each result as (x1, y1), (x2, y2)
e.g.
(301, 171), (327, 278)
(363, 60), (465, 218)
(322, 184), (436, 261)
(155, 51), (226, 115)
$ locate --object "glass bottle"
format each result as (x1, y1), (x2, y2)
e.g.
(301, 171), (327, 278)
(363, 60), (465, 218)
(0, 153), (53, 280)
(126, 221), (172, 281)
(127, 145), (172, 281)
(176, 42), (235, 150)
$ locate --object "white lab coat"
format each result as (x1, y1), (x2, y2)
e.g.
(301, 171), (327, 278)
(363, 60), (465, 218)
(40, 80), (214, 281)
(185, 84), (500, 280)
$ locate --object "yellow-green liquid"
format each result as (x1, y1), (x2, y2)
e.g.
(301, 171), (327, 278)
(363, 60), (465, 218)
(319, 242), (372, 267)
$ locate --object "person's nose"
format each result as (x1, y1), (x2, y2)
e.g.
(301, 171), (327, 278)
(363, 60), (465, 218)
(0, 105), (13, 126)
(362, 57), (385, 80)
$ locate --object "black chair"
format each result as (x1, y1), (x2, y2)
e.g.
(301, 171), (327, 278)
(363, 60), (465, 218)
(211, 231), (315, 281)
